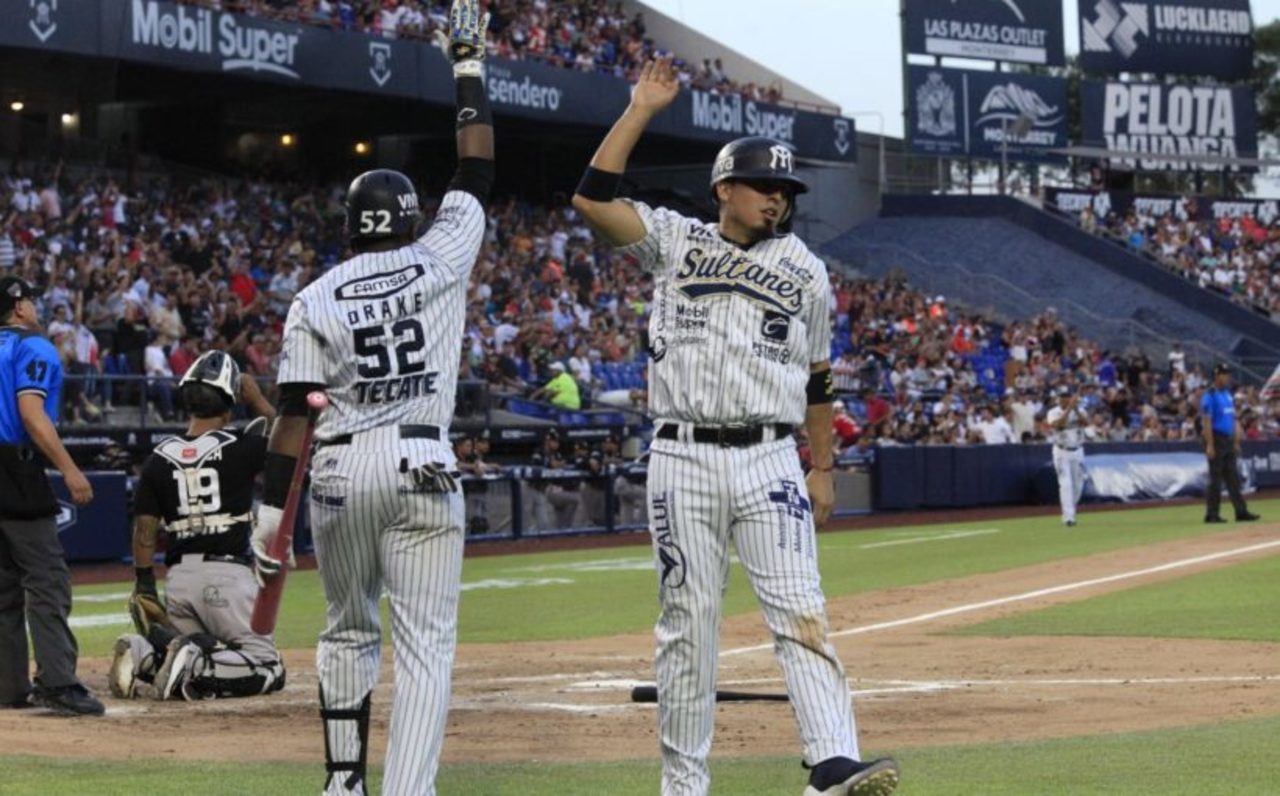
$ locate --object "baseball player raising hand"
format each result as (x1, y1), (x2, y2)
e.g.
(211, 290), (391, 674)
(254, 1), (493, 793)
(572, 57), (898, 796)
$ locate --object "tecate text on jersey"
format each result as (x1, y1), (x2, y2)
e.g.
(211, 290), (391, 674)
(354, 371), (440, 405)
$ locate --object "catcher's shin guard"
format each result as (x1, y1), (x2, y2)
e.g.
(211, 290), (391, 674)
(321, 687), (370, 793)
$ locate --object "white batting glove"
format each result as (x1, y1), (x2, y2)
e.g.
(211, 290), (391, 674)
(251, 505), (295, 587)
(449, 0), (489, 77)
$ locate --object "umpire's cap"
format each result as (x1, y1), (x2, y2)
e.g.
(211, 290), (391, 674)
(345, 169), (420, 244)
(179, 350), (240, 418)
(0, 276), (42, 317)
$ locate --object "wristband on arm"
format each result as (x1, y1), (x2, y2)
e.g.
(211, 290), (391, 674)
(806, 369), (834, 405)
(455, 74), (492, 129)
(576, 166), (623, 202)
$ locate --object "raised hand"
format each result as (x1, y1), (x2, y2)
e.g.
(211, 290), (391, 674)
(630, 56), (680, 115)
(449, 0), (489, 65)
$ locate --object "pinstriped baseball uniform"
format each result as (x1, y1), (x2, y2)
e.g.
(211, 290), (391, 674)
(1047, 403), (1086, 524)
(278, 189), (485, 796)
(619, 201), (860, 796)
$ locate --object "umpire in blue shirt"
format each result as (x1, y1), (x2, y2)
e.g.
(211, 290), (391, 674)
(1200, 363), (1260, 524)
(0, 276), (104, 715)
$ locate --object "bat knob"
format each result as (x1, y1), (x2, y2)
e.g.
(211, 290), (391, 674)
(307, 392), (330, 410)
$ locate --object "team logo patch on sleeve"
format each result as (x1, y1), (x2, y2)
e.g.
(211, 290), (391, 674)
(761, 311), (790, 341)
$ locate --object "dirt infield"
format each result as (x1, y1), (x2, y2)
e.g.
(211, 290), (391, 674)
(3, 522), (1277, 770)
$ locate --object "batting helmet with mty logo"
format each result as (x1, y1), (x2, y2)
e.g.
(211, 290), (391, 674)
(709, 137), (808, 226)
(345, 169), (420, 244)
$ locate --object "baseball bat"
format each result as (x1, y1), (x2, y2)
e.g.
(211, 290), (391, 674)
(250, 391), (327, 635)
(629, 685), (790, 704)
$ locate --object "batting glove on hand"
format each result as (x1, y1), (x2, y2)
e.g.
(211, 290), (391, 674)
(449, 0), (489, 76)
(251, 505), (295, 588)
(402, 459), (459, 494)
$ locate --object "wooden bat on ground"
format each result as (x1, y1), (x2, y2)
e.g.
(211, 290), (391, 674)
(250, 391), (328, 635)
(630, 685), (789, 703)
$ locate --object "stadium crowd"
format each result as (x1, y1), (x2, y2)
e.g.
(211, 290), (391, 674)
(177, 0), (783, 102)
(3, 157), (1275, 454)
(1073, 200), (1280, 319)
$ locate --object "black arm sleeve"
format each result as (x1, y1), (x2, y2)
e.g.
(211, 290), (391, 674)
(278, 382), (326, 418)
(447, 157), (495, 206)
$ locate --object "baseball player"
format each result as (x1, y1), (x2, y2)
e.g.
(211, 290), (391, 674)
(571, 57), (899, 796)
(1046, 388), (1085, 526)
(251, 2), (493, 793)
(109, 350), (285, 701)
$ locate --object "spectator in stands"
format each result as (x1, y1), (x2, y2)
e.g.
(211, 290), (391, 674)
(973, 404), (1016, 444)
(169, 335), (201, 378)
(831, 400), (860, 451)
(531, 361), (581, 409)
(143, 332), (176, 422)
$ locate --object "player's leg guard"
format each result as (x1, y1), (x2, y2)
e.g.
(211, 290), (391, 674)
(321, 687), (370, 794)
(184, 649), (287, 699)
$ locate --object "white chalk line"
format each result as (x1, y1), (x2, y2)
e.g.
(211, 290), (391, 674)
(857, 528), (1001, 549)
(723, 538), (1280, 657)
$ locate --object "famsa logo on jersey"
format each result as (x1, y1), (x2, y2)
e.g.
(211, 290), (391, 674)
(487, 65), (561, 111)
(130, 0), (302, 79)
(334, 263), (426, 302)
(691, 91), (797, 143)
(29, 0), (58, 43)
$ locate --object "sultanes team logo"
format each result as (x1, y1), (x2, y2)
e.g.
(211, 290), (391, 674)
(29, 0), (58, 43)
(369, 42), (392, 87)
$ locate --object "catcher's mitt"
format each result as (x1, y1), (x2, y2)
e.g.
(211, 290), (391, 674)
(129, 592), (175, 639)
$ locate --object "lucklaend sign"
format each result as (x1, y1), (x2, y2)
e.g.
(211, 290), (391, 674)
(0, 0), (856, 163)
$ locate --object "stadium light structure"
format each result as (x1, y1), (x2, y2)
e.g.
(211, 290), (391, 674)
(846, 111), (885, 194)
(280, 133), (295, 147)
(9, 101), (23, 112)
(1000, 113), (1034, 195)
(354, 141), (369, 155)
(60, 113), (75, 126)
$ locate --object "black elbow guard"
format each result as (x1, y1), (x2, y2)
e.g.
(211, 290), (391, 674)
(455, 75), (492, 130)
(263, 452), (297, 509)
(807, 369), (834, 405)
(278, 382), (325, 417)
(575, 166), (623, 202)
(448, 157), (495, 204)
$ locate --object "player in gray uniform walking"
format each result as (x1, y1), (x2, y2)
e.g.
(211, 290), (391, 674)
(251, 1), (493, 793)
(109, 350), (285, 701)
(571, 57), (899, 796)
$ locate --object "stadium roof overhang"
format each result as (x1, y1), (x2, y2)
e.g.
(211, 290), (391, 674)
(1050, 146), (1280, 170)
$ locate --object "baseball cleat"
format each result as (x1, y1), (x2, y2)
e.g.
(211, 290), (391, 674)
(29, 684), (105, 716)
(804, 757), (899, 796)
(153, 638), (198, 701)
(108, 635), (137, 699)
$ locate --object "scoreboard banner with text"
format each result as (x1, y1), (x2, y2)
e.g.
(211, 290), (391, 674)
(904, 0), (1065, 65)
(1081, 80), (1257, 172)
(1079, 0), (1253, 79)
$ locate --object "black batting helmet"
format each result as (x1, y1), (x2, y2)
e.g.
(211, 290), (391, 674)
(709, 137), (808, 226)
(178, 350), (240, 418)
(345, 169), (420, 244)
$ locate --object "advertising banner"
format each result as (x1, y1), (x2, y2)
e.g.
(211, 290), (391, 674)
(904, 0), (1065, 65)
(0, 0), (856, 162)
(1079, 0), (1253, 79)
(1082, 80), (1257, 172)
(1044, 187), (1280, 224)
(908, 65), (1068, 163)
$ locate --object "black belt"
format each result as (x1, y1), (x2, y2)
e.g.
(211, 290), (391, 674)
(319, 424), (442, 448)
(656, 423), (794, 448)
(178, 553), (252, 567)
(1056, 445), (1080, 452)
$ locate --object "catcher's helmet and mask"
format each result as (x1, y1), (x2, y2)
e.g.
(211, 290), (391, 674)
(709, 136), (808, 229)
(345, 169), (421, 245)
(178, 350), (240, 418)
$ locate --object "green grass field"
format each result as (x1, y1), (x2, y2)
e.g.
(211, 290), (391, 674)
(27, 499), (1280, 794)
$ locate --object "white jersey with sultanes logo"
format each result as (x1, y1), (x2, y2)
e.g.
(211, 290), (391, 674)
(618, 200), (832, 426)
(278, 190), (485, 441)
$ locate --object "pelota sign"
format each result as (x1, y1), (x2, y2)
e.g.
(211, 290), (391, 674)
(1082, 81), (1257, 172)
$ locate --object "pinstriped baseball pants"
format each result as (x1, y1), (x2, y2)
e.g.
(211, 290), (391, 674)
(310, 427), (464, 796)
(647, 434), (858, 796)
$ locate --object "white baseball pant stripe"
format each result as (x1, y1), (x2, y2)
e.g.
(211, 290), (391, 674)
(648, 435), (857, 796)
(310, 427), (464, 796)
(1052, 445), (1085, 523)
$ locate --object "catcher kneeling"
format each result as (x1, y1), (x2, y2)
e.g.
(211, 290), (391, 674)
(110, 351), (287, 701)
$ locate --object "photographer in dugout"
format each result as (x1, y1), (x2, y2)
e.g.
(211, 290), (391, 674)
(108, 350), (286, 701)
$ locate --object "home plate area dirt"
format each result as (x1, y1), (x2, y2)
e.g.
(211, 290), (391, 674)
(2, 527), (1277, 769)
